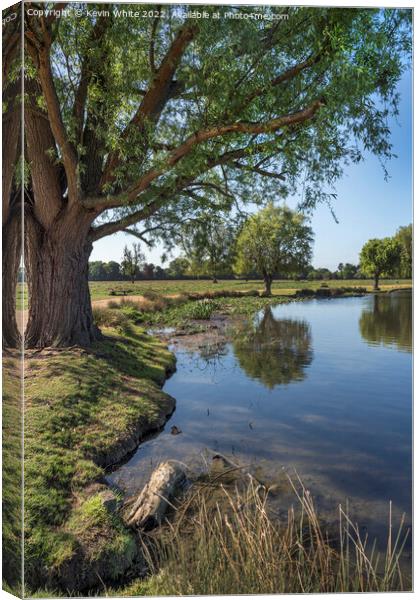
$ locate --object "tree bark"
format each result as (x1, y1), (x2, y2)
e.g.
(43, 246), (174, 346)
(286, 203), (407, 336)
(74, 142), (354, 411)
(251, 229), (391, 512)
(3, 210), (22, 348)
(263, 272), (273, 296)
(24, 209), (101, 348)
(3, 74), (22, 348)
(125, 461), (186, 530)
(374, 272), (380, 291)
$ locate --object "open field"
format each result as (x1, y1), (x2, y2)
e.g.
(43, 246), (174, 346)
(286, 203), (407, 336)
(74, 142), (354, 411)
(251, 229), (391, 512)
(88, 278), (413, 300)
(16, 278), (412, 311)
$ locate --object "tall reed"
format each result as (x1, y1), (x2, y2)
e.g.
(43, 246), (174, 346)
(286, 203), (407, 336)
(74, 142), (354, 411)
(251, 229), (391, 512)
(140, 474), (410, 595)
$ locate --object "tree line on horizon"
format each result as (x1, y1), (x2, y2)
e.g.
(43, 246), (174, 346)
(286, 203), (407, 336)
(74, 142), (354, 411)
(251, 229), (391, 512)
(87, 219), (411, 288)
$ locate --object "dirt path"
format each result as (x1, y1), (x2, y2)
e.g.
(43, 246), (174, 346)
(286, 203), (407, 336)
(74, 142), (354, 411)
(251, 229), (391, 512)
(16, 295), (147, 334)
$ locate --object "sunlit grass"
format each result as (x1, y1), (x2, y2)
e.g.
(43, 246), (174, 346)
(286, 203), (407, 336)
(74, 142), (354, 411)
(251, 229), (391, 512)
(23, 322), (175, 590)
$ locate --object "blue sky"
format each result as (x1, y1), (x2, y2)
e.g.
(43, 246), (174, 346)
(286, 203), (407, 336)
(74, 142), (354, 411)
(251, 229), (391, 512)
(91, 69), (412, 271)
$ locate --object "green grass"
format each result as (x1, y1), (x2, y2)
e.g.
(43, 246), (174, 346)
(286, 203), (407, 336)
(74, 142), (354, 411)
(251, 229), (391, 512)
(2, 351), (23, 595)
(86, 278), (411, 300)
(96, 286), (375, 331)
(23, 320), (175, 592)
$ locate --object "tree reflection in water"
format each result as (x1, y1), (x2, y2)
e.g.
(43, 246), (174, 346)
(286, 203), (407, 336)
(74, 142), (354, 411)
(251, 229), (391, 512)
(232, 307), (313, 389)
(359, 292), (412, 353)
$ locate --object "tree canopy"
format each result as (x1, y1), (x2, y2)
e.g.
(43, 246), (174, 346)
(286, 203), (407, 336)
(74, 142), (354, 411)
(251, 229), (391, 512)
(394, 224), (412, 278)
(234, 204), (313, 294)
(24, 5), (411, 243)
(121, 243), (145, 283)
(359, 237), (401, 290)
(179, 209), (236, 281)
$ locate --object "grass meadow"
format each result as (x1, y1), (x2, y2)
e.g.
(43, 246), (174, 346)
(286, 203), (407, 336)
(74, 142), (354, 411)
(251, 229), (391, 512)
(16, 278), (411, 310)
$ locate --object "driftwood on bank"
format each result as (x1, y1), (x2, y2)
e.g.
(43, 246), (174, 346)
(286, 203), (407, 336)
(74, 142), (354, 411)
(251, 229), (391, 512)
(126, 460), (187, 530)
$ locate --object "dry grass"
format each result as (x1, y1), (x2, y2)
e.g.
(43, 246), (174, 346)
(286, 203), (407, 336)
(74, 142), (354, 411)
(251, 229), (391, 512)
(125, 473), (411, 595)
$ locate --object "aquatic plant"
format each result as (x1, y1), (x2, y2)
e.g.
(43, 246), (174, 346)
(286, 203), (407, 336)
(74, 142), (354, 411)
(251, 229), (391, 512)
(185, 298), (219, 320)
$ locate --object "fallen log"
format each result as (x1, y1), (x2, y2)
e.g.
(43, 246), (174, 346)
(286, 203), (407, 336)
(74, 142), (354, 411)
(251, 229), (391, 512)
(125, 460), (187, 530)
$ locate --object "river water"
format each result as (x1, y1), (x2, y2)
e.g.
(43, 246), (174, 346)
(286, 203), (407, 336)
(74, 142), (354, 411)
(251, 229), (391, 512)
(111, 291), (412, 554)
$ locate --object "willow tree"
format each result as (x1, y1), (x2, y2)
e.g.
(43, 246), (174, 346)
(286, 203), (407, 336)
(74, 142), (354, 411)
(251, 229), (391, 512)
(234, 204), (313, 295)
(3, 4), (22, 348)
(179, 208), (237, 282)
(12, 4), (411, 347)
(359, 237), (401, 290)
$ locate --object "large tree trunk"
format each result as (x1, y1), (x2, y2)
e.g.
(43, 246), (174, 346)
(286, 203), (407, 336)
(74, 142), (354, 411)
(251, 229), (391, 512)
(3, 211), (22, 348)
(373, 272), (380, 291)
(24, 209), (101, 348)
(3, 73), (22, 348)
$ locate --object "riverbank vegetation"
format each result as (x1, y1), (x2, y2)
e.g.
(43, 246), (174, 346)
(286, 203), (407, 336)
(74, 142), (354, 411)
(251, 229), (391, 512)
(90, 280), (409, 329)
(23, 323), (175, 592)
(114, 475), (409, 596)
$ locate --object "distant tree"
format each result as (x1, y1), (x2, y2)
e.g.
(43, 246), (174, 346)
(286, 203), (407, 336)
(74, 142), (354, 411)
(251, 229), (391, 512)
(154, 266), (166, 280)
(394, 224), (412, 278)
(143, 263), (155, 279)
(307, 267), (332, 281)
(89, 260), (122, 281)
(338, 262), (358, 280)
(359, 237), (401, 290)
(89, 261), (107, 281)
(104, 261), (122, 281)
(234, 204), (313, 296)
(121, 244), (144, 283)
(181, 213), (236, 283)
(167, 257), (190, 279)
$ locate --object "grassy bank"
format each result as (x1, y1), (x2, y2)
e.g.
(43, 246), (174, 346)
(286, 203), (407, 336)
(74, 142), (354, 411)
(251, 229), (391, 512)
(2, 351), (23, 595)
(101, 293), (284, 329)
(23, 322), (176, 593)
(91, 283), (381, 330)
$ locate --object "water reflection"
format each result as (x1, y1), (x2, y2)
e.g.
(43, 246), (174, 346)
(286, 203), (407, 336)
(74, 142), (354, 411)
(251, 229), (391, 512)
(359, 293), (412, 352)
(111, 293), (411, 561)
(232, 307), (312, 389)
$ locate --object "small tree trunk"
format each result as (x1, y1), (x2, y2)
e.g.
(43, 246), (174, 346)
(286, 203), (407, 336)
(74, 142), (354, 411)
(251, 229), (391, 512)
(25, 211), (101, 348)
(373, 272), (380, 291)
(263, 272), (272, 296)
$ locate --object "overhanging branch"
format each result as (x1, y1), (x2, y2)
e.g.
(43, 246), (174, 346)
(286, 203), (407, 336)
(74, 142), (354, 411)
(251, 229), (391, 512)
(85, 98), (325, 212)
